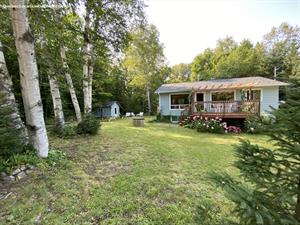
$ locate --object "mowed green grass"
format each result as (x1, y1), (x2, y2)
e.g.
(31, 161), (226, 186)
(0, 117), (271, 224)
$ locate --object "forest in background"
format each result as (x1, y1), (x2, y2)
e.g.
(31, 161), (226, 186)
(1, 1), (299, 119)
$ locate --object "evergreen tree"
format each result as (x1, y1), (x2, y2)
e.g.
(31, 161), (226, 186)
(213, 79), (300, 224)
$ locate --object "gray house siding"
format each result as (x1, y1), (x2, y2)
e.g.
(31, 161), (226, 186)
(261, 86), (279, 114)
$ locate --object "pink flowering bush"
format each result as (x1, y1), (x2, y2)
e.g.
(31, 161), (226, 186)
(180, 115), (242, 134)
(227, 126), (242, 134)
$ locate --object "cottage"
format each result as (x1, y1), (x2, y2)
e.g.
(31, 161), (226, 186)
(155, 76), (289, 123)
(96, 101), (120, 118)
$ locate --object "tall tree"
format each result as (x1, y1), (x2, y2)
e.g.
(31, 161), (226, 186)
(263, 22), (300, 81)
(80, 0), (144, 113)
(9, 0), (49, 157)
(215, 39), (267, 78)
(167, 63), (191, 83)
(0, 40), (28, 143)
(55, 0), (82, 122)
(123, 24), (166, 114)
(191, 48), (215, 81)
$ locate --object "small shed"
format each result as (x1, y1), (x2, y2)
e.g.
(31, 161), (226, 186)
(96, 101), (120, 118)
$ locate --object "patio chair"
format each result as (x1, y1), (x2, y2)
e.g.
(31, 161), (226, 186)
(130, 112), (135, 117)
(137, 112), (143, 117)
(125, 112), (131, 117)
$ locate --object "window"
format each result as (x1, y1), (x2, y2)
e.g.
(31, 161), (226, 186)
(211, 91), (234, 101)
(114, 108), (117, 114)
(246, 90), (261, 101)
(196, 93), (204, 102)
(170, 94), (189, 109)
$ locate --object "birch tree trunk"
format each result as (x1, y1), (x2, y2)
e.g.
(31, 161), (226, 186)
(83, 5), (93, 114)
(10, 0), (49, 157)
(146, 85), (151, 114)
(83, 42), (93, 114)
(0, 40), (29, 143)
(48, 70), (64, 128)
(60, 46), (82, 122)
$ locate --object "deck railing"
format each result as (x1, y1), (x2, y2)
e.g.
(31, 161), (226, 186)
(192, 100), (260, 115)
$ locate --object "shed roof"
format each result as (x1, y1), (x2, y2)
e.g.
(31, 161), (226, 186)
(155, 76), (289, 94)
(101, 101), (120, 108)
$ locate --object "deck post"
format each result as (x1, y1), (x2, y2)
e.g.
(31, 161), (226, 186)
(191, 91), (195, 114)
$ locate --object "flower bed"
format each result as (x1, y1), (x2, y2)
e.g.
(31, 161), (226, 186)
(179, 115), (242, 134)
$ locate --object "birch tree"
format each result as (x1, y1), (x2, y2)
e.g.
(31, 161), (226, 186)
(9, 0), (49, 157)
(60, 46), (82, 122)
(80, 0), (144, 114)
(48, 70), (65, 128)
(55, 0), (82, 122)
(0, 40), (28, 143)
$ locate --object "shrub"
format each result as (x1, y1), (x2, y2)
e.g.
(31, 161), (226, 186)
(0, 148), (38, 173)
(44, 149), (69, 168)
(227, 126), (242, 134)
(76, 113), (101, 135)
(180, 115), (242, 134)
(52, 123), (77, 138)
(155, 114), (171, 123)
(245, 115), (273, 134)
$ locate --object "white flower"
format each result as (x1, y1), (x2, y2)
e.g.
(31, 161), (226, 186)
(225, 130), (228, 133)
(250, 127), (254, 131)
(211, 126), (214, 129)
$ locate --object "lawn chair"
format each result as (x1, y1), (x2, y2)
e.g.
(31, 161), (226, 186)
(137, 112), (143, 117)
(130, 112), (135, 117)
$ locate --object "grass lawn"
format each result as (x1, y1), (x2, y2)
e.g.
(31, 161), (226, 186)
(0, 117), (271, 225)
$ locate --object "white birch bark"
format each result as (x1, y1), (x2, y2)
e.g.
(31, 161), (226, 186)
(83, 5), (93, 114)
(0, 40), (29, 143)
(60, 46), (82, 122)
(146, 86), (151, 114)
(48, 70), (65, 128)
(9, 0), (49, 157)
(83, 42), (93, 114)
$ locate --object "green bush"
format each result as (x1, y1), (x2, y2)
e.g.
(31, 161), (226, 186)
(52, 123), (77, 138)
(245, 115), (273, 134)
(44, 149), (69, 168)
(155, 114), (171, 123)
(0, 148), (38, 173)
(76, 113), (101, 135)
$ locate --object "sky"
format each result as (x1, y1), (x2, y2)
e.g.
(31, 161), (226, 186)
(145, 0), (300, 65)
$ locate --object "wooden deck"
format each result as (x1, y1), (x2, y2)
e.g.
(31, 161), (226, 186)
(181, 100), (260, 119)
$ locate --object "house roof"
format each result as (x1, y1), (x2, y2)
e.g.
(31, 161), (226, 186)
(101, 101), (120, 108)
(155, 76), (289, 94)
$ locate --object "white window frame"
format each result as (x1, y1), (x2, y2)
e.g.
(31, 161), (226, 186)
(169, 93), (190, 110)
(210, 90), (236, 101)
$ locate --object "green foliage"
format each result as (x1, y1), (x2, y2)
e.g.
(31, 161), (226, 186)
(154, 114), (171, 123)
(0, 95), (29, 158)
(191, 23), (300, 81)
(52, 123), (77, 138)
(167, 63), (191, 83)
(0, 149), (38, 173)
(122, 24), (168, 113)
(44, 149), (69, 168)
(213, 79), (300, 224)
(76, 113), (101, 135)
(245, 115), (273, 134)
